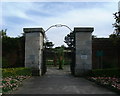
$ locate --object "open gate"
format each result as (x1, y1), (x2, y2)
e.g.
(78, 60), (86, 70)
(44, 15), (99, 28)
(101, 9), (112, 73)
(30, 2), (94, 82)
(41, 24), (75, 75)
(70, 48), (75, 75)
(41, 47), (75, 75)
(41, 48), (47, 75)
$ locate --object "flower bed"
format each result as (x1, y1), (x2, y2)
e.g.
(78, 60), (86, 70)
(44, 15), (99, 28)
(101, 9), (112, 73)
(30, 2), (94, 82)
(87, 68), (120, 94)
(88, 77), (120, 92)
(1, 68), (32, 94)
(2, 76), (30, 93)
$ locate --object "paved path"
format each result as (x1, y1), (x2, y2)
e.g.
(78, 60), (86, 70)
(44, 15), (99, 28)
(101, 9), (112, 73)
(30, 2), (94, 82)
(12, 66), (116, 94)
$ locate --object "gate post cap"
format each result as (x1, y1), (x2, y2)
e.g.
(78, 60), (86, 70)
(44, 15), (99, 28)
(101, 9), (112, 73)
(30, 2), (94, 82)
(74, 27), (94, 33)
(23, 28), (44, 33)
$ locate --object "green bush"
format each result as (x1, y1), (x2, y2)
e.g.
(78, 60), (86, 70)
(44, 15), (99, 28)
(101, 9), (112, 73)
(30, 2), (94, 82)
(46, 60), (53, 65)
(64, 60), (71, 65)
(88, 68), (120, 77)
(2, 58), (10, 68)
(2, 67), (32, 78)
(46, 60), (71, 65)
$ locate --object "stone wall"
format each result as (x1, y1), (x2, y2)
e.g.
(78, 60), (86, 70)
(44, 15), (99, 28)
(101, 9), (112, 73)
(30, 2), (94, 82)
(92, 38), (120, 69)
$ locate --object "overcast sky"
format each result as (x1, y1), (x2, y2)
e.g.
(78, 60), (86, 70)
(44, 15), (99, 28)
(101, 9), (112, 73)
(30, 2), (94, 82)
(1, 1), (119, 47)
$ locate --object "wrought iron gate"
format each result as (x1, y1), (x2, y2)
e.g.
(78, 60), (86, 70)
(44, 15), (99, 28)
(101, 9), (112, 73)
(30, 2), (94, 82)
(41, 49), (47, 75)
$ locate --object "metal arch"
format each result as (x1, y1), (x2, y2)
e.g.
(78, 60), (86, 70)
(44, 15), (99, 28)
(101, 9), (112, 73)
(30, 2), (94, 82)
(45, 24), (73, 32)
(44, 24), (73, 41)
(61, 24), (73, 32)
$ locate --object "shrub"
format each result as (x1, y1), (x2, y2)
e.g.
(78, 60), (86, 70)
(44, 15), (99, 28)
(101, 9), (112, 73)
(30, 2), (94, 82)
(2, 67), (32, 78)
(2, 58), (10, 68)
(87, 68), (120, 77)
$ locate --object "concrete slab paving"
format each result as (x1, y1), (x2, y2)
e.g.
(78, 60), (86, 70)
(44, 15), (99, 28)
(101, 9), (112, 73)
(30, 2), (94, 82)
(12, 66), (116, 94)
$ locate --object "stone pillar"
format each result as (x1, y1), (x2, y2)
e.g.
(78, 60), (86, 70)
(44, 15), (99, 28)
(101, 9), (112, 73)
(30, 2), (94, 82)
(23, 28), (44, 76)
(74, 27), (94, 76)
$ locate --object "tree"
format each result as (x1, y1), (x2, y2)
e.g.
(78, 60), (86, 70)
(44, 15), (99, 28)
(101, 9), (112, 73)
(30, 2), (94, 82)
(113, 11), (120, 36)
(2, 30), (25, 68)
(45, 41), (54, 48)
(64, 32), (75, 74)
(57, 45), (65, 70)
(0, 29), (7, 38)
(64, 32), (75, 48)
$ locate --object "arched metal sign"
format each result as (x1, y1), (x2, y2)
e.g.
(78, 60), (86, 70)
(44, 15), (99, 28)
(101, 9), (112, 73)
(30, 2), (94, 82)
(44, 24), (73, 41)
(45, 24), (72, 32)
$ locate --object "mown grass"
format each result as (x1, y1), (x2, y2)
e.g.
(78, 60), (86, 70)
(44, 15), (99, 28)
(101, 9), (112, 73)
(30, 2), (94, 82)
(46, 60), (71, 65)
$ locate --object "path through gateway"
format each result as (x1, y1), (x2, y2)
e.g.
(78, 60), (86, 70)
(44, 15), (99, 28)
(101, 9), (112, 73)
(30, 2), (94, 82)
(23, 25), (94, 76)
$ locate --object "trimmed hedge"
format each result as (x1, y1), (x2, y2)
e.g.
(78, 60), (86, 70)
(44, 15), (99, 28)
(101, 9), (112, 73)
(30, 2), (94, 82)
(87, 68), (120, 77)
(2, 67), (32, 78)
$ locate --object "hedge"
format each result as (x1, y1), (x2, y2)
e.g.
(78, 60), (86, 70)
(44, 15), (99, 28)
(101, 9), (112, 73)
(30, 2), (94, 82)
(87, 68), (120, 77)
(2, 67), (32, 78)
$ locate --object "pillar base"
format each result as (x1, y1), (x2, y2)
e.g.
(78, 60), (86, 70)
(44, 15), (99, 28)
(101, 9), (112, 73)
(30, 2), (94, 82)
(31, 68), (40, 76)
(74, 68), (91, 77)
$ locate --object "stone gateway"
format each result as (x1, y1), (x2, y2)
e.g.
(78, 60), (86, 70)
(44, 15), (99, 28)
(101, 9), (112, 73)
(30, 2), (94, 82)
(23, 26), (94, 76)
